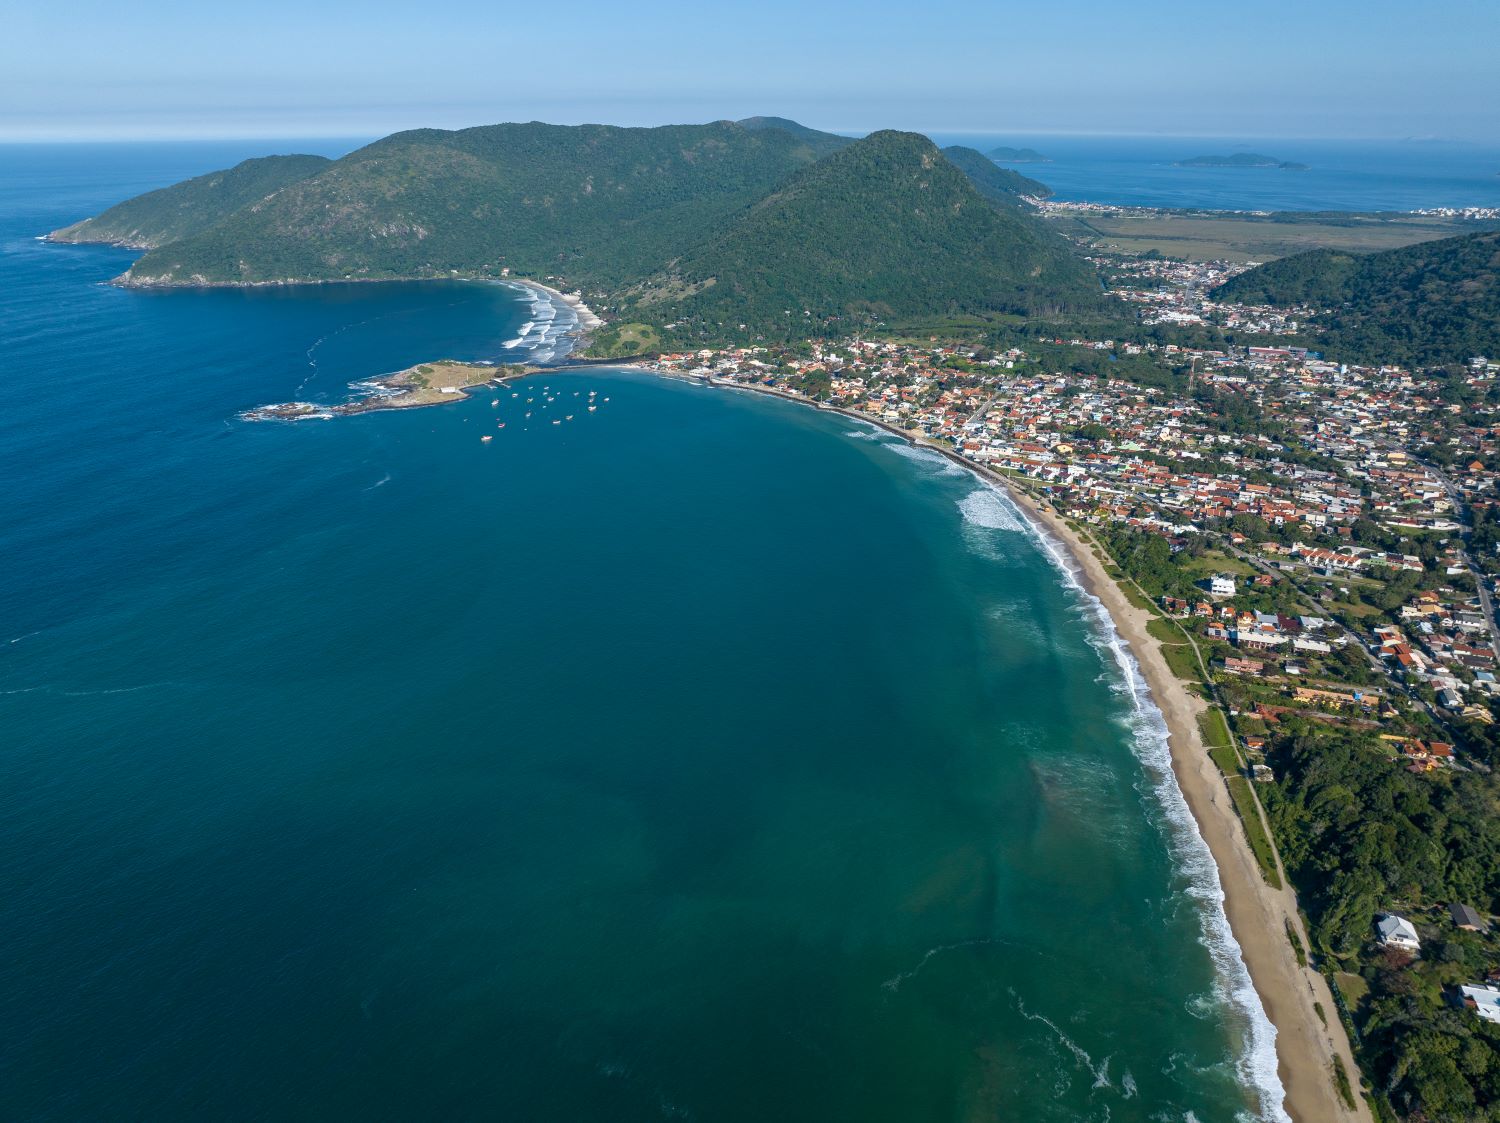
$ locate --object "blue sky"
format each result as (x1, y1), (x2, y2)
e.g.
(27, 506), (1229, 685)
(5, 0), (1497, 141)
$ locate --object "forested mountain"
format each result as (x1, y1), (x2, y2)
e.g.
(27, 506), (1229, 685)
(940, 146), (1053, 201)
(735, 116), (852, 146)
(626, 131), (1098, 331)
(48, 154), (331, 249)
(49, 118), (1100, 336)
(1216, 232), (1500, 365)
(115, 121), (851, 287)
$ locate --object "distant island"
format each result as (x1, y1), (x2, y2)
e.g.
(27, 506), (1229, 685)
(1175, 152), (1310, 170)
(987, 146), (1050, 163)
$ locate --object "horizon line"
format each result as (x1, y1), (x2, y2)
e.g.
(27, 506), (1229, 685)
(0, 123), (1491, 146)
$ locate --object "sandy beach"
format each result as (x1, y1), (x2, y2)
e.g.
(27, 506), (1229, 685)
(668, 374), (1371, 1122)
(508, 277), (605, 333)
(996, 479), (1370, 1123)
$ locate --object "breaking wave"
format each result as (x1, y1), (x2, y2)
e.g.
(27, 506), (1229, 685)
(884, 442), (968, 476)
(1008, 500), (1290, 1123)
(957, 485), (1028, 532)
(498, 282), (583, 364)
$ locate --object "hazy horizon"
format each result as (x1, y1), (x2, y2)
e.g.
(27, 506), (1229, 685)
(6, 0), (1497, 143)
(5, 123), (1500, 148)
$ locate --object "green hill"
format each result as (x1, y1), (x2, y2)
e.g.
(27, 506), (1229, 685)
(940, 146), (1052, 201)
(735, 116), (852, 146)
(1215, 231), (1500, 365)
(627, 131), (1098, 333)
(122, 121), (851, 287)
(56, 119), (1100, 341)
(48, 154), (331, 249)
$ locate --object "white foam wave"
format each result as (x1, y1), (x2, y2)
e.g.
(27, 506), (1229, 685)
(881, 938), (994, 993)
(1011, 509), (1290, 1123)
(849, 427), (1288, 1122)
(498, 285), (584, 363)
(885, 442), (967, 476)
(958, 486), (1027, 532)
(1014, 990), (1115, 1093)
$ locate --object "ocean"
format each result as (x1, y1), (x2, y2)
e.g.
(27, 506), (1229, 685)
(0, 144), (1285, 1120)
(931, 132), (1500, 212)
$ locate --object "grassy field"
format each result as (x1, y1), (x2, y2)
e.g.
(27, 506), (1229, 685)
(1046, 211), (1486, 263)
(1336, 970), (1371, 1013)
(1226, 775), (1284, 888)
(1198, 707), (1235, 750)
(1161, 640), (1204, 682)
(1204, 736), (1243, 777)
(1178, 551), (1257, 578)
(1146, 616), (1185, 644)
(586, 321), (661, 357)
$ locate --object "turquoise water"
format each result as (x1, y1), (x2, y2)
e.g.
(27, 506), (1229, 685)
(2, 146), (1281, 1120)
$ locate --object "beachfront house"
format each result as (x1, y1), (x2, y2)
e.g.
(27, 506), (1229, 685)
(1377, 913), (1421, 952)
(1460, 985), (1500, 1024)
(1451, 903), (1489, 932)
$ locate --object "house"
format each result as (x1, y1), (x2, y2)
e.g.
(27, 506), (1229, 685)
(1460, 984), (1500, 1024)
(1209, 574), (1237, 597)
(1451, 903), (1488, 932)
(1376, 913), (1421, 951)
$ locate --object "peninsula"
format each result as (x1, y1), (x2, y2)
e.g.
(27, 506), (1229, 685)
(242, 360), (535, 421)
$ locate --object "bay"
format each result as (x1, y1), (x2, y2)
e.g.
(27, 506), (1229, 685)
(1, 143), (1277, 1121)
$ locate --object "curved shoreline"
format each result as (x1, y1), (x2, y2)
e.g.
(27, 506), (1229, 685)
(601, 366), (1366, 1122)
(246, 346), (1363, 1118)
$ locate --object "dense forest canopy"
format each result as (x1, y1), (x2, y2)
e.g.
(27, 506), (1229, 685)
(52, 119), (1099, 337)
(628, 132), (1099, 333)
(1215, 232), (1500, 366)
(50, 154), (332, 249)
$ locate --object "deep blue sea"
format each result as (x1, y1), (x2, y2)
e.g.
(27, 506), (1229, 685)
(0, 143), (1293, 1121)
(932, 132), (1500, 211)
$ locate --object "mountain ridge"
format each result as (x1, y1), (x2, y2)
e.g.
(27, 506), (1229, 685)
(626, 131), (1097, 333)
(48, 154), (332, 249)
(48, 118), (1099, 337)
